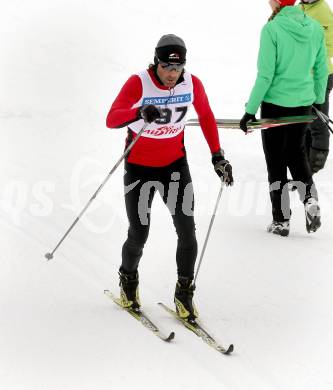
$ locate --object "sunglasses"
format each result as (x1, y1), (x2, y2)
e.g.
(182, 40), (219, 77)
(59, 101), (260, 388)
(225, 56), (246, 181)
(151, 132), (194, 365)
(158, 60), (186, 72)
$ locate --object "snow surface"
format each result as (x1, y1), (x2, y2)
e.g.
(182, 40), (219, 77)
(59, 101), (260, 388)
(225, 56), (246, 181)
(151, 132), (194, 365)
(1, 1), (333, 389)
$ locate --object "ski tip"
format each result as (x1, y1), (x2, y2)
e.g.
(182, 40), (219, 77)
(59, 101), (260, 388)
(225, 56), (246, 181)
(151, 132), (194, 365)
(223, 344), (234, 355)
(165, 331), (175, 342)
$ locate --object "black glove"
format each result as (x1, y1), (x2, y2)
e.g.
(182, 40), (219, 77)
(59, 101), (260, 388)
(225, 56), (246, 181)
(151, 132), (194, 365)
(313, 103), (323, 110)
(212, 150), (234, 186)
(309, 146), (329, 173)
(312, 103), (323, 114)
(240, 112), (257, 133)
(312, 103), (324, 116)
(140, 105), (161, 123)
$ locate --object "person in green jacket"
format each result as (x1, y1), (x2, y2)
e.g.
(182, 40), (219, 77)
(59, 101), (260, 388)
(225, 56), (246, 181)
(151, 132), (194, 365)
(240, 0), (328, 237)
(300, 0), (333, 173)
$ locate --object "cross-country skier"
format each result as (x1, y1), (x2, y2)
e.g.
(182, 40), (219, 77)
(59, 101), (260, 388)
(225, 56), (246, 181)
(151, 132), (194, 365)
(300, 0), (333, 173)
(240, 0), (328, 236)
(106, 34), (233, 322)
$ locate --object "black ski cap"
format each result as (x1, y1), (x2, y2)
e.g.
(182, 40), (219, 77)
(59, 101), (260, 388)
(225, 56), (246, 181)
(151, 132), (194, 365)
(155, 34), (186, 64)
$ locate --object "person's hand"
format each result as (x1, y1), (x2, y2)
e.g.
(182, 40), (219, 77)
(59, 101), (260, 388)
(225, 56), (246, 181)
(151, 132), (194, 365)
(240, 112), (256, 133)
(212, 150), (234, 186)
(140, 105), (161, 123)
(312, 103), (323, 112)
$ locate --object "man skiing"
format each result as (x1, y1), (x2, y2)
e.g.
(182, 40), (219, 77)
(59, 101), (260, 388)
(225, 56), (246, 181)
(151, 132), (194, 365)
(106, 34), (233, 322)
(240, 0), (328, 237)
(300, 0), (333, 173)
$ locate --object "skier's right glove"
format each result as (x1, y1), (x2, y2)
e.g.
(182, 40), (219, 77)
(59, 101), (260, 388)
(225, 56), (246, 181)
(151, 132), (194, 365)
(240, 112), (256, 133)
(212, 150), (234, 186)
(140, 105), (161, 123)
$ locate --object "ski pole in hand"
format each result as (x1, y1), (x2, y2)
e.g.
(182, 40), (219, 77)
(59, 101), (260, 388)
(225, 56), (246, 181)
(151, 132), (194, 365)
(193, 181), (224, 286)
(315, 108), (333, 125)
(45, 123), (148, 261)
(312, 105), (333, 135)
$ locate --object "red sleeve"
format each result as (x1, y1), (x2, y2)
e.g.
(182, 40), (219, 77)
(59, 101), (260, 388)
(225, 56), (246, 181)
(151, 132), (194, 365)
(106, 75), (143, 128)
(191, 75), (221, 154)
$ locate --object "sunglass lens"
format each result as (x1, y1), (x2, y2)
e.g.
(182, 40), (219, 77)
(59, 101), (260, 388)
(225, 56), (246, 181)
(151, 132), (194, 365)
(160, 62), (185, 71)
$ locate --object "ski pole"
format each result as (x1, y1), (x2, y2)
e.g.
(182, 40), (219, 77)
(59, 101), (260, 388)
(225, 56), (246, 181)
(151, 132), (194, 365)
(315, 109), (333, 125)
(45, 123), (148, 261)
(194, 181), (224, 286)
(312, 106), (333, 135)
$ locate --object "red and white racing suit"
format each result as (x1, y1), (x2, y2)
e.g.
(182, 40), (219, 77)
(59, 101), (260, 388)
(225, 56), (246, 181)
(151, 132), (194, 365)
(106, 67), (221, 279)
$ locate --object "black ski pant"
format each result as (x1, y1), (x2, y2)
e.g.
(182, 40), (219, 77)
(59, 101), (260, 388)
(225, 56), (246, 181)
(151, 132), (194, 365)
(261, 102), (316, 222)
(121, 157), (198, 279)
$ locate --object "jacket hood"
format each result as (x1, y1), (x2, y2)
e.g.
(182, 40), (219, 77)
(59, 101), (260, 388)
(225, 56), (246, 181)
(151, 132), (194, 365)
(275, 6), (314, 43)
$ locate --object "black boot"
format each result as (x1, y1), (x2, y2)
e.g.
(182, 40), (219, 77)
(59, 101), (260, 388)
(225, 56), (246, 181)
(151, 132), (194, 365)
(174, 277), (198, 323)
(267, 220), (290, 236)
(118, 267), (140, 311)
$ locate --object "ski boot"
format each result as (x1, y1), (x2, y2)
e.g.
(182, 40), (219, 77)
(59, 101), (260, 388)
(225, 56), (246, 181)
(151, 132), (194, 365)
(174, 277), (198, 324)
(267, 221), (290, 237)
(304, 197), (321, 233)
(118, 268), (141, 312)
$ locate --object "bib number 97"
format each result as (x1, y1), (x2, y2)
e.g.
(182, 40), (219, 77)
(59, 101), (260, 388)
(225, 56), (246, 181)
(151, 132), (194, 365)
(155, 106), (188, 125)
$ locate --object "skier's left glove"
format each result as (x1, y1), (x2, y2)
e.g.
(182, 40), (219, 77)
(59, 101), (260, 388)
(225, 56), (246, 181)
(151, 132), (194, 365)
(212, 150), (234, 186)
(240, 112), (256, 133)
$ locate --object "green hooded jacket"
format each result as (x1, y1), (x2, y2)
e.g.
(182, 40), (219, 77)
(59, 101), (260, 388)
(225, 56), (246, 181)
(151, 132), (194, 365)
(300, 0), (333, 74)
(246, 6), (328, 115)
